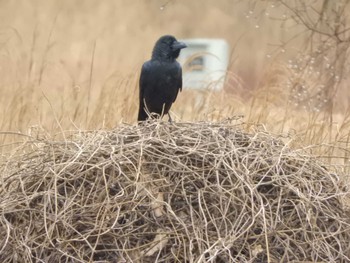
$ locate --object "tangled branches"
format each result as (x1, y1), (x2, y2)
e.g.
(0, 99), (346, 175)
(0, 120), (349, 262)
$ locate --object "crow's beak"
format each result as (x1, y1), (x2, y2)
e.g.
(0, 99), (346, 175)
(172, 41), (187, 50)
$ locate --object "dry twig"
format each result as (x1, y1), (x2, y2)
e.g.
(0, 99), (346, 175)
(0, 120), (349, 262)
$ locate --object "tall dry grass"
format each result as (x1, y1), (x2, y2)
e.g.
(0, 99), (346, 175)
(0, 1), (349, 174)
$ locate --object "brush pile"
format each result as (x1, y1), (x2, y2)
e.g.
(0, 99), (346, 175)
(1, 120), (349, 262)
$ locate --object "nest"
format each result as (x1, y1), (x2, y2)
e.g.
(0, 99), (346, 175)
(1, 120), (350, 262)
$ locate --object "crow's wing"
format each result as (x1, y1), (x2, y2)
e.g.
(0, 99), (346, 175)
(138, 61), (152, 121)
(173, 62), (182, 102)
(139, 62), (151, 106)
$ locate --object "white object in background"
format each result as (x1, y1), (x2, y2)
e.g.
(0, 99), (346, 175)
(178, 38), (230, 90)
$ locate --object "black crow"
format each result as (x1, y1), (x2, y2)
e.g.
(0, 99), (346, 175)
(138, 35), (187, 122)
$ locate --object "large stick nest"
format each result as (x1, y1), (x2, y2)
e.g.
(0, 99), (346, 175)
(0, 121), (349, 262)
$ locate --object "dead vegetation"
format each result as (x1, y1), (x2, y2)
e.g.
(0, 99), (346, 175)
(0, 120), (349, 262)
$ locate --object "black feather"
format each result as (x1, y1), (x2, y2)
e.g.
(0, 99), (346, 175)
(138, 35), (187, 122)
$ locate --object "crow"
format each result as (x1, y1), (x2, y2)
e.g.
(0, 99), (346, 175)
(138, 35), (187, 122)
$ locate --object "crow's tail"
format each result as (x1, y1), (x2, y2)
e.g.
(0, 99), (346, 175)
(137, 107), (148, 121)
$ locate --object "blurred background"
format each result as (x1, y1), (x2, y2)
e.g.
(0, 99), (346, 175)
(0, 0), (349, 168)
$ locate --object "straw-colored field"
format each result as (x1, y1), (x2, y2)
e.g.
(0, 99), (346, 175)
(1, 1), (350, 261)
(1, 0), (349, 172)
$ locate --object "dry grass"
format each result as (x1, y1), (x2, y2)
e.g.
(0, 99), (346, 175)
(1, 1), (349, 155)
(1, 120), (350, 262)
(1, 2), (350, 262)
(0, 3), (348, 135)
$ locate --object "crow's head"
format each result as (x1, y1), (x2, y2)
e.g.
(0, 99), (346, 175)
(152, 35), (187, 61)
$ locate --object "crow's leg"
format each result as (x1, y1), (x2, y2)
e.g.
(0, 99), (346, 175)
(168, 113), (173, 123)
